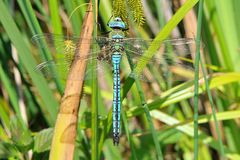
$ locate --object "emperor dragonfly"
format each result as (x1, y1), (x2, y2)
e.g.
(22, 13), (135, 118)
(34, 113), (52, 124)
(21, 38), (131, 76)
(32, 17), (197, 145)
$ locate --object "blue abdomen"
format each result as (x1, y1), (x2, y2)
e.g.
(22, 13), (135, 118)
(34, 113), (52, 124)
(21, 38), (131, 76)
(111, 54), (121, 145)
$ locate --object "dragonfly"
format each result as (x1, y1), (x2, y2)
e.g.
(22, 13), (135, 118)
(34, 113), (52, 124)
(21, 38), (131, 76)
(32, 17), (197, 145)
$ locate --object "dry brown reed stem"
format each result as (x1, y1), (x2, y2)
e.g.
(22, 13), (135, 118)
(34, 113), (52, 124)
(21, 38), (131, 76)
(49, 2), (93, 160)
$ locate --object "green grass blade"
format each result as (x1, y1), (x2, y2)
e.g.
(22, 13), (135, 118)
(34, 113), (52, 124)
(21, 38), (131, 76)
(32, 0), (50, 23)
(0, 63), (20, 116)
(200, 58), (225, 157)
(0, 98), (11, 132)
(151, 110), (240, 160)
(0, 123), (9, 142)
(142, 103), (163, 160)
(63, 0), (83, 35)
(33, 128), (53, 153)
(17, 0), (51, 61)
(215, 0), (240, 72)
(99, 0), (112, 30)
(193, 0), (204, 159)
(49, 0), (63, 35)
(0, 0), (58, 125)
(153, 0), (165, 28)
(163, 110), (240, 129)
(127, 73), (240, 117)
(91, 0), (98, 159)
(17, 0), (64, 93)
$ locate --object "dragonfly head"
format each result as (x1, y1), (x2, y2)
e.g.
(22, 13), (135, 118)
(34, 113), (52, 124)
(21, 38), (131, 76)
(108, 17), (126, 30)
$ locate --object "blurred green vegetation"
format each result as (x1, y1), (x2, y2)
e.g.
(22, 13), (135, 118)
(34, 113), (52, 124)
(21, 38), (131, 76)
(0, 0), (240, 159)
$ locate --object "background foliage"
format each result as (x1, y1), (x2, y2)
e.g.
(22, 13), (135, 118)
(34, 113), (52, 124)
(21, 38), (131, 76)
(0, 0), (240, 159)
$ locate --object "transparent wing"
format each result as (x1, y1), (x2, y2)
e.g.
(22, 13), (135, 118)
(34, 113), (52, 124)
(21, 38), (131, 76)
(122, 38), (196, 56)
(35, 57), (112, 81)
(33, 33), (113, 81)
(121, 38), (198, 85)
(32, 33), (111, 55)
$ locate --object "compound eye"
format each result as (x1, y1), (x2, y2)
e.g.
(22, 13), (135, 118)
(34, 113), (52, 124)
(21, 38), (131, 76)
(115, 17), (121, 21)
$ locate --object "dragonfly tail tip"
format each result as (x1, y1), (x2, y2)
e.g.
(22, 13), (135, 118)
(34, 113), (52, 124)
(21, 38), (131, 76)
(113, 133), (120, 145)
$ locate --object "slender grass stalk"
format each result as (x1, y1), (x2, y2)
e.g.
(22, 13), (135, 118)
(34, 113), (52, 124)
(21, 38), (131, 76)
(126, 54), (163, 160)
(193, 1), (203, 159)
(121, 111), (137, 159)
(91, 0), (98, 159)
(98, 109), (112, 158)
(200, 59), (225, 157)
(49, 2), (94, 159)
